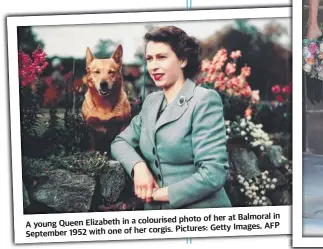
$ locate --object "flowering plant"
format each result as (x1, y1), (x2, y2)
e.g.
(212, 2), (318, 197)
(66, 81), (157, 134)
(303, 36), (323, 80)
(225, 116), (273, 151)
(271, 83), (292, 104)
(18, 47), (49, 139)
(237, 171), (276, 206)
(197, 48), (260, 104)
(18, 46), (48, 87)
(198, 48), (260, 121)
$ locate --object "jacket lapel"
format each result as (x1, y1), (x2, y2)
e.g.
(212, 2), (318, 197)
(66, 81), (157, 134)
(147, 91), (164, 146)
(154, 79), (196, 136)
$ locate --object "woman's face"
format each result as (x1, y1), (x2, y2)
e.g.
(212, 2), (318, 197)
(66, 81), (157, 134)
(145, 41), (186, 89)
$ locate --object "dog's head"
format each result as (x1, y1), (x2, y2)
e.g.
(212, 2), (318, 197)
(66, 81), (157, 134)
(85, 45), (123, 97)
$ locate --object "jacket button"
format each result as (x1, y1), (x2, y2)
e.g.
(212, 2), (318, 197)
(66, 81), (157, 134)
(155, 160), (159, 168)
(157, 174), (162, 181)
(152, 148), (156, 155)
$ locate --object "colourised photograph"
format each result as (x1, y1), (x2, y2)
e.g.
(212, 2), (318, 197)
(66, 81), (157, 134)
(15, 17), (292, 215)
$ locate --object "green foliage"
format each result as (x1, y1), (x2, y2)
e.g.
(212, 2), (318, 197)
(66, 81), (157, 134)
(94, 39), (118, 59)
(20, 86), (44, 150)
(22, 151), (112, 179)
(17, 27), (44, 55)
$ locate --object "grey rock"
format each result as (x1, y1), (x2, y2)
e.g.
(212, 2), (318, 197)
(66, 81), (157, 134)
(230, 147), (261, 179)
(23, 182), (30, 209)
(266, 145), (284, 168)
(30, 169), (96, 213)
(99, 160), (126, 205)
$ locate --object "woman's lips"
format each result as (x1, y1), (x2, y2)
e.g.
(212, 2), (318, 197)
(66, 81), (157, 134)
(152, 73), (164, 81)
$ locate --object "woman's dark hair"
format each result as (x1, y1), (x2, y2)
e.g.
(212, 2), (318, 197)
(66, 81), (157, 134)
(144, 25), (201, 79)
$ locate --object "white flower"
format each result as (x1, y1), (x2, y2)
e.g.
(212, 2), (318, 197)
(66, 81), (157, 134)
(245, 137), (248, 140)
(253, 200), (258, 205)
(246, 116), (251, 120)
(320, 42), (323, 52)
(261, 196), (266, 201)
(265, 184), (270, 189)
(261, 190), (265, 195)
(240, 122), (246, 128)
(272, 178), (277, 183)
(240, 188), (244, 192)
(303, 46), (312, 58)
(241, 131), (246, 136)
(225, 120), (230, 125)
(260, 146), (264, 151)
(270, 184), (275, 189)
(303, 64), (312, 72)
(226, 128), (231, 133)
(226, 135), (229, 140)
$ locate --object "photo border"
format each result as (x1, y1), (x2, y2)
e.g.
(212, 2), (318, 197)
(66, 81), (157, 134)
(291, 1), (323, 247)
(7, 7), (292, 244)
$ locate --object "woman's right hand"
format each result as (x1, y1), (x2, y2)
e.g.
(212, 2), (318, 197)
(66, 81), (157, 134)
(133, 162), (159, 203)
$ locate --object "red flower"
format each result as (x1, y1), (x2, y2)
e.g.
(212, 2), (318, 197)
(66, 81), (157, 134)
(282, 85), (291, 94)
(18, 47), (48, 87)
(276, 95), (284, 102)
(272, 85), (281, 94)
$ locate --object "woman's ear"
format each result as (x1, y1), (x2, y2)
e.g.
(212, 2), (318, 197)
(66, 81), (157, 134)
(180, 59), (188, 69)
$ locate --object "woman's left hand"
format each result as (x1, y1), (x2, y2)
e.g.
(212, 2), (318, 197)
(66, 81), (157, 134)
(152, 187), (169, 202)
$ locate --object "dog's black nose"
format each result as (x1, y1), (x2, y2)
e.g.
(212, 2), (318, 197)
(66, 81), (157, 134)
(100, 81), (108, 90)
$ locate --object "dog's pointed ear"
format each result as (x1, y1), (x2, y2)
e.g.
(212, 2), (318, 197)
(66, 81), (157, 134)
(112, 45), (123, 66)
(86, 47), (95, 66)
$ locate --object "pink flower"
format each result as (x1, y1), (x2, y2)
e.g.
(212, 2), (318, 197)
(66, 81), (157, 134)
(308, 42), (319, 54)
(276, 95), (284, 102)
(251, 90), (260, 104)
(271, 85), (281, 94)
(282, 85), (291, 94)
(225, 63), (236, 75)
(230, 50), (242, 60)
(241, 66), (251, 77)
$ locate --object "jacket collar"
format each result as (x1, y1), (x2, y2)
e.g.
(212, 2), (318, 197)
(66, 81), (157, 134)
(147, 78), (196, 146)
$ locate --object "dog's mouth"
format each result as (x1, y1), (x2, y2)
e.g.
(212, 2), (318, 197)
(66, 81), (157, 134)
(99, 89), (111, 96)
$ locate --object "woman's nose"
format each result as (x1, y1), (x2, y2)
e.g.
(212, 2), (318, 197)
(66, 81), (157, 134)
(148, 59), (159, 71)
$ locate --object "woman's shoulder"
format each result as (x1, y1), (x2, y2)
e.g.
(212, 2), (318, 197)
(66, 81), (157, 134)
(193, 85), (222, 103)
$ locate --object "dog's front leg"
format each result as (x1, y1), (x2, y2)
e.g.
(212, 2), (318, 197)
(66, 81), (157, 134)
(89, 130), (96, 152)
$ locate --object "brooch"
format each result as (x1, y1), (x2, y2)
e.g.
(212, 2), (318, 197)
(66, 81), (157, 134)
(178, 96), (186, 106)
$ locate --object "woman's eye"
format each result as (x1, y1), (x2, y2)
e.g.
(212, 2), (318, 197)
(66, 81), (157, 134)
(146, 57), (152, 62)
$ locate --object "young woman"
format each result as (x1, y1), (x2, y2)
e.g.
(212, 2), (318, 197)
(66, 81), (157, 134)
(111, 26), (231, 210)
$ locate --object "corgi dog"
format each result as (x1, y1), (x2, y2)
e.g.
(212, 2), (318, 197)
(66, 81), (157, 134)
(82, 45), (131, 153)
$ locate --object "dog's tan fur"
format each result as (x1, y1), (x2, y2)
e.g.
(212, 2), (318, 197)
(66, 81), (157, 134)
(82, 45), (131, 152)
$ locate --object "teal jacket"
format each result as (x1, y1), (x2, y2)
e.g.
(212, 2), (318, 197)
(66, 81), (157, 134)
(111, 79), (232, 210)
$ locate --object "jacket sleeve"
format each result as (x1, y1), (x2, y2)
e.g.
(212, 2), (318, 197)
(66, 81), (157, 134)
(110, 94), (152, 178)
(167, 90), (229, 208)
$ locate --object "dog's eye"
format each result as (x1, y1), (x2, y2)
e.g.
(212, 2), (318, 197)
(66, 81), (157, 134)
(93, 70), (100, 74)
(108, 71), (116, 75)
